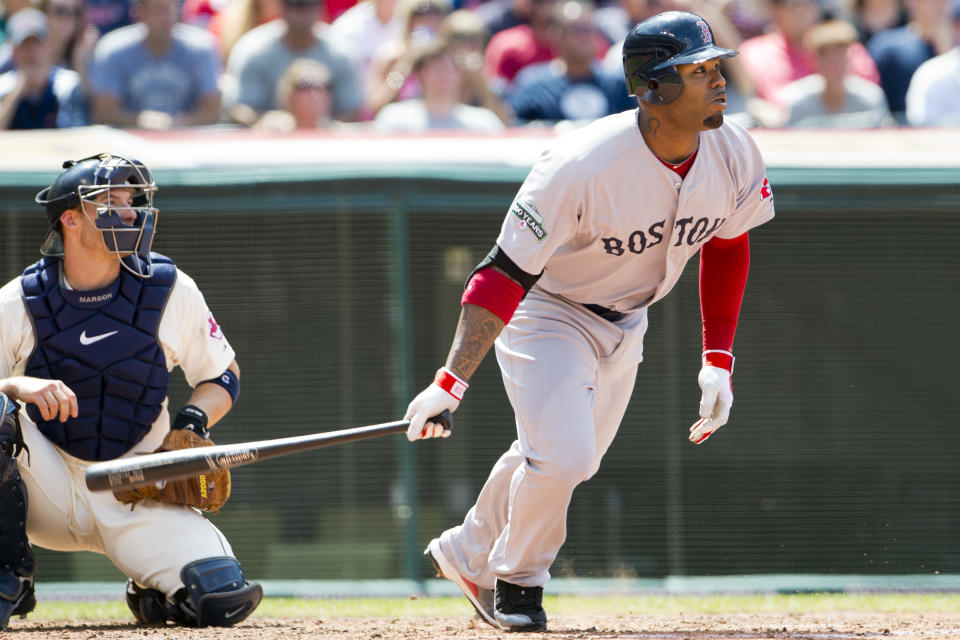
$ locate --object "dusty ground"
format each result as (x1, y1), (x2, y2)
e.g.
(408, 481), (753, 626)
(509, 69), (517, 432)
(6, 612), (960, 640)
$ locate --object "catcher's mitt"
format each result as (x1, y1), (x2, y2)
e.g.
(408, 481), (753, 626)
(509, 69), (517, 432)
(113, 429), (231, 514)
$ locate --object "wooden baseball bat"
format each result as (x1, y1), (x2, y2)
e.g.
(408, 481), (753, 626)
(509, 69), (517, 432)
(84, 410), (452, 492)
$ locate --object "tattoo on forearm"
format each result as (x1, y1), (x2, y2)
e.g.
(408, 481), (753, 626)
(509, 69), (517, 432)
(446, 305), (505, 380)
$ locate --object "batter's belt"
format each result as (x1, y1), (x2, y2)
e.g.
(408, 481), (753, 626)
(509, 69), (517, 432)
(583, 304), (627, 323)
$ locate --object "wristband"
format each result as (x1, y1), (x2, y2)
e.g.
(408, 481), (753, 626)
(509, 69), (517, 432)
(702, 349), (734, 373)
(171, 404), (210, 439)
(434, 367), (468, 401)
(203, 368), (240, 405)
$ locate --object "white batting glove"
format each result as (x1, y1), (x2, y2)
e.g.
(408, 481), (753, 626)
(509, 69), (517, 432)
(404, 368), (467, 441)
(689, 350), (734, 445)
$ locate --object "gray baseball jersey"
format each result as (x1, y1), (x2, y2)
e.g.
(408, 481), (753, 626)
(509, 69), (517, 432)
(498, 109), (774, 312)
(438, 109), (775, 587)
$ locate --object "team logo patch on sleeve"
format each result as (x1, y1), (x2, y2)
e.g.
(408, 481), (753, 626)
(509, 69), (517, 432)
(510, 200), (548, 242)
(760, 177), (773, 200)
(207, 313), (223, 340)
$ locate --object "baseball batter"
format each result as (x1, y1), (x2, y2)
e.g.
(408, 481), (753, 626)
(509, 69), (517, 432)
(404, 12), (775, 632)
(0, 154), (262, 628)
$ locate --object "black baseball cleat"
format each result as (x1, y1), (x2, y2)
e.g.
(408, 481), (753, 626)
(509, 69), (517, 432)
(425, 538), (499, 628)
(494, 579), (547, 632)
(0, 575), (36, 629)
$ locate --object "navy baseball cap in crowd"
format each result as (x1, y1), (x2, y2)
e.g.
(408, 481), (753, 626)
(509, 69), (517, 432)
(7, 8), (49, 46)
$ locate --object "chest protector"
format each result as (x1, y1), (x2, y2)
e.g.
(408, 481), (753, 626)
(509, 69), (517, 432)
(20, 254), (176, 461)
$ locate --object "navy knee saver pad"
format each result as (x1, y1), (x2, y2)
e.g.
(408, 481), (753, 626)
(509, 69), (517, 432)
(180, 557), (262, 627)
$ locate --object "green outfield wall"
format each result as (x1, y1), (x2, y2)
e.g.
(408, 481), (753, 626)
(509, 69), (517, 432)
(1, 127), (958, 588)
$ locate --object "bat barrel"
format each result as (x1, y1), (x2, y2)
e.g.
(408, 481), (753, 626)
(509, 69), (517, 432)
(83, 417), (422, 492)
(85, 447), (253, 491)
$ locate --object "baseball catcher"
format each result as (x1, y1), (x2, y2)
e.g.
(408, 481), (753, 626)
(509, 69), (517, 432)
(0, 153), (261, 628)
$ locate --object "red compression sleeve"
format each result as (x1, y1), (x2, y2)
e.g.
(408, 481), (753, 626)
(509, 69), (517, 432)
(699, 232), (750, 356)
(461, 267), (525, 324)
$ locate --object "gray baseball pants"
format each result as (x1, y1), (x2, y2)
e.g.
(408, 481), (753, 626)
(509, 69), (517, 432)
(439, 287), (649, 587)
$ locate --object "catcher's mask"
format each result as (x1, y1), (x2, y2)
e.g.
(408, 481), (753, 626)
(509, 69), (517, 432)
(622, 11), (737, 105)
(35, 153), (159, 278)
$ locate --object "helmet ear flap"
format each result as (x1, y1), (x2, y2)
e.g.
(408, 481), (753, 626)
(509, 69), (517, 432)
(641, 68), (683, 104)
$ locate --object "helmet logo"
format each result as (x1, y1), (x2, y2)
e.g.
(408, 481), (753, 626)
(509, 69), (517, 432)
(697, 20), (711, 43)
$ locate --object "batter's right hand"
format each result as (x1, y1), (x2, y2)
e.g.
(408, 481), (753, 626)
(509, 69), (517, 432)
(404, 368), (467, 441)
(1, 376), (78, 422)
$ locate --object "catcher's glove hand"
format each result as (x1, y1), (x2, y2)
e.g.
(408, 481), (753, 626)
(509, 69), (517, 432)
(113, 407), (231, 513)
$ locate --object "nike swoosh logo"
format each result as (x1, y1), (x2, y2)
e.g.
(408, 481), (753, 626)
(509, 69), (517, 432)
(79, 330), (118, 345)
(223, 606), (247, 619)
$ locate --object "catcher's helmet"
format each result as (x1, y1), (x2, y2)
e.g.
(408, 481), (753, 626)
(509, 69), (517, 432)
(623, 11), (737, 105)
(35, 153), (159, 277)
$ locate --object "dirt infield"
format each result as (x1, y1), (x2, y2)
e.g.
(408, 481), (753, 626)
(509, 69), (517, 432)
(6, 611), (960, 640)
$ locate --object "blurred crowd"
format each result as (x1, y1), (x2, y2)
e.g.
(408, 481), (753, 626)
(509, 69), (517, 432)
(1, 0), (958, 132)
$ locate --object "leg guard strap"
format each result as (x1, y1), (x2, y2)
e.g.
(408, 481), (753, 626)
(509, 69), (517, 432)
(125, 580), (170, 626)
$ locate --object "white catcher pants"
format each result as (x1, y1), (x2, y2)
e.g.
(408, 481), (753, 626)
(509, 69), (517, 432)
(441, 287), (648, 587)
(18, 413), (235, 598)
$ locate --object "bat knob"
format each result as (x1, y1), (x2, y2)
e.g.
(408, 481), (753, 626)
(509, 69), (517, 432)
(428, 409), (453, 433)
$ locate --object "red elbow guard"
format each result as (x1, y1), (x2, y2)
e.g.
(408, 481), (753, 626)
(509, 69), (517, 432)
(461, 267), (524, 324)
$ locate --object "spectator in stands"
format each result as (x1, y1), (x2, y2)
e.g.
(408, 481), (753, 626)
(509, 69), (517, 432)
(180, 0), (226, 29)
(440, 9), (513, 123)
(211, 0), (282, 60)
(1, 0), (34, 41)
(374, 36), (504, 130)
(0, 0), (36, 71)
(738, 0), (879, 107)
(866, 0), (955, 122)
(85, 0), (132, 35)
(325, 0), (357, 22)
(330, 0), (404, 94)
(850, 0), (907, 43)
(780, 19), (892, 127)
(364, 0), (449, 117)
(716, 0), (771, 40)
(89, 0), (220, 128)
(226, 0), (362, 124)
(483, 0), (558, 88)
(592, 0), (650, 45)
(0, 8), (88, 128)
(475, 0), (531, 38)
(508, 0), (631, 123)
(905, 0), (960, 125)
(38, 0), (99, 89)
(254, 57), (338, 129)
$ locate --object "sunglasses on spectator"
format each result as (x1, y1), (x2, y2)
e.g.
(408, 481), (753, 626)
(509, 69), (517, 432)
(449, 32), (484, 46)
(294, 78), (329, 91)
(49, 4), (82, 17)
(284, 0), (321, 7)
(565, 22), (593, 34)
(411, 3), (443, 15)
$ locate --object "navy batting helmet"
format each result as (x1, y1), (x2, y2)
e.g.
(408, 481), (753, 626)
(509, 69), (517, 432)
(35, 153), (158, 277)
(622, 11), (737, 105)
